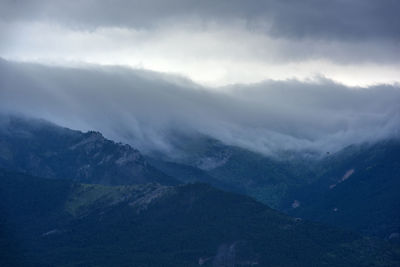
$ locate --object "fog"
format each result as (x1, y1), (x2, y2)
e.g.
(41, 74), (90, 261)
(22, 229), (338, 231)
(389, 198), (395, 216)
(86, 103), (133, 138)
(1, 59), (399, 157)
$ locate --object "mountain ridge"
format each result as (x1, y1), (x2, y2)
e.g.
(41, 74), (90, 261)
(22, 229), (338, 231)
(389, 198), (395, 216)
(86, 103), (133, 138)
(0, 115), (178, 186)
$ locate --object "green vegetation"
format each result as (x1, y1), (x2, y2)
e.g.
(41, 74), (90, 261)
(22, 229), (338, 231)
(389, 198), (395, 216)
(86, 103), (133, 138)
(1, 117), (399, 266)
(154, 134), (400, 239)
(1, 169), (399, 266)
(285, 140), (400, 239)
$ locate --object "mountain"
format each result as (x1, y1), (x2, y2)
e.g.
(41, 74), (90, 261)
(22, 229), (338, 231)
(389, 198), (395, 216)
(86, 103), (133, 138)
(148, 134), (400, 239)
(147, 134), (316, 208)
(1, 168), (399, 267)
(1, 115), (398, 241)
(146, 157), (243, 194)
(0, 116), (178, 186)
(283, 140), (400, 239)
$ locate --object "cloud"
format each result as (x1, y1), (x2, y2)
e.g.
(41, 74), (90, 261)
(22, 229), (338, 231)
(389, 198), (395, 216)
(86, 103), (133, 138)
(1, 59), (399, 156)
(1, 1), (400, 87)
(1, 21), (399, 87)
(1, 0), (399, 41)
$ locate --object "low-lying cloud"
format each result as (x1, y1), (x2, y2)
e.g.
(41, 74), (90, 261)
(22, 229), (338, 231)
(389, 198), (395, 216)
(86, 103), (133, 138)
(1, 59), (399, 157)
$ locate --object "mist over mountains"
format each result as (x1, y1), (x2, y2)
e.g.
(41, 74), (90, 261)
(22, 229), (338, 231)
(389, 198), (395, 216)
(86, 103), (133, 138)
(0, 117), (399, 266)
(1, 1), (400, 266)
(1, 58), (399, 157)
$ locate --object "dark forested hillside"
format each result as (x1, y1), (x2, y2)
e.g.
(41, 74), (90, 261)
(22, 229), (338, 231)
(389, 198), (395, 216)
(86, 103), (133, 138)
(1, 169), (399, 267)
(283, 140), (400, 239)
(148, 134), (400, 239)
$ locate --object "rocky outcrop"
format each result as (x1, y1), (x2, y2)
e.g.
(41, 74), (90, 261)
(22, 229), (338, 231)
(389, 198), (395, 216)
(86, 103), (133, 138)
(0, 116), (177, 185)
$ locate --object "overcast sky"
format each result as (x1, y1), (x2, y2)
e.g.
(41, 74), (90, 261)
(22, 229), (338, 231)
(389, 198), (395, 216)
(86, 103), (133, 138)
(1, 0), (400, 86)
(0, 1), (399, 156)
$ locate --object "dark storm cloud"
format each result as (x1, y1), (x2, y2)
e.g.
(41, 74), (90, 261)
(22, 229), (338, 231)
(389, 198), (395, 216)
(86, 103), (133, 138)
(1, 0), (399, 41)
(1, 59), (399, 156)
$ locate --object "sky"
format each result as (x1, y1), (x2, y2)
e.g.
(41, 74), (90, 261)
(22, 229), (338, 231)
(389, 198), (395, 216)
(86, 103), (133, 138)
(0, 0), (400, 156)
(1, 0), (400, 86)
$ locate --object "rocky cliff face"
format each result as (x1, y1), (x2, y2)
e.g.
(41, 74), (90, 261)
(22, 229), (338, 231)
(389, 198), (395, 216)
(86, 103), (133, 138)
(0, 116), (177, 185)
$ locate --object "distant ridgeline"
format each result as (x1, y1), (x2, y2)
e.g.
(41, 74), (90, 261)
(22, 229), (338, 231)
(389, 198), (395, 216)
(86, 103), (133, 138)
(0, 115), (399, 266)
(148, 133), (400, 240)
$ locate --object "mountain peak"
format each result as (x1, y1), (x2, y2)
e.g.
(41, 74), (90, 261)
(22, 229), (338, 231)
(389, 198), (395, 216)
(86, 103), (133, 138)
(0, 115), (178, 186)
